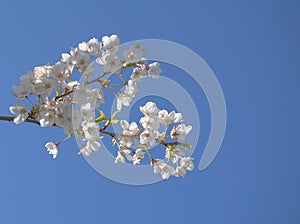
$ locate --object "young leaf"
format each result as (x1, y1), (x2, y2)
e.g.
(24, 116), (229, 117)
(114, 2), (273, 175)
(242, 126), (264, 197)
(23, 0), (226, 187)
(135, 42), (141, 49)
(179, 142), (193, 150)
(95, 110), (106, 123)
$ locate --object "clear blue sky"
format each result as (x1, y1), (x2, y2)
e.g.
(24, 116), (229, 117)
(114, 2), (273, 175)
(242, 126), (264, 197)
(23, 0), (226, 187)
(0, 0), (299, 223)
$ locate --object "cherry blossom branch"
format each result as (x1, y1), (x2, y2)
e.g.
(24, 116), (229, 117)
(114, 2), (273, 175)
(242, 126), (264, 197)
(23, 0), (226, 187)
(0, 115), (40, 126)
(0, 116), (134, 137)
(0, 115), (183, 150)
(5, 34), (195, 180)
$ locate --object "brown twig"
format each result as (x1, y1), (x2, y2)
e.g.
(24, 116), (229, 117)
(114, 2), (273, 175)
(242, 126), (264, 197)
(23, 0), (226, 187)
(159, 141), (180, 147)
(0, 116), (41, 126)
(55, 90), (73, 100)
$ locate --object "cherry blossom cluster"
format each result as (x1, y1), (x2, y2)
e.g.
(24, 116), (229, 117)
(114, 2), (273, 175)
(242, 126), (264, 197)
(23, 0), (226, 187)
(8, 34), (194, 180)
(114, 102), (194, 179)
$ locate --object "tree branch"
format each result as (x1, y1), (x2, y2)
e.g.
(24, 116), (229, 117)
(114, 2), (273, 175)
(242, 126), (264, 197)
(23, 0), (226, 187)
(0, 116), (41, 126)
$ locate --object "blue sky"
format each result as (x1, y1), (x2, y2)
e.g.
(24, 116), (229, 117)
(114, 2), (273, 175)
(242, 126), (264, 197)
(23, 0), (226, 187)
(0, 0), (299, 223)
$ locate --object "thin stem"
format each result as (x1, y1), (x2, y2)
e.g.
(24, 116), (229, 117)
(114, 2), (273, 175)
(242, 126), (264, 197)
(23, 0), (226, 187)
(86, 72), (108, 85)
(55, 90), (73, 100)
(100, 130), (140, 138)
(109, 83), (125, 87)
(25, 96), (34, 106)
(108, 85), (125, 93)
(116, 74), (126, 83)
(100, 130), (116, 137)
(56, 134), (73, 146)
(105, 88), (119, 98)
(111, 136), (136, 153)
(145, 147), (153, 161)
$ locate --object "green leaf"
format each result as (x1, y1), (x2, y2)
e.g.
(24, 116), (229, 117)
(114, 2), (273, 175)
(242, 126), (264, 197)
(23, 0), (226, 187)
(104, 110), (121, 126)
(135, 42), (141, 49)
(95, 110), (106, 123)
(179, 142), (193, 150)
(110, 119), (119, 125)
(111, 110), (120, 120)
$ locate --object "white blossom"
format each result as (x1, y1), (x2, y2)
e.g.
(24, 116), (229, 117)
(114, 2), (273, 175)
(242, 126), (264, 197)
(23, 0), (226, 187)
(120, 120), (139, 136)
(139, 102), (159, 118)
(130, 67), (147, 81)
(9, 102), (29, 124)
(82, 61), (97, 79)
(19, 71), (35, 84)
(119, 120), (138, 148)
(80, 103), (94, 121)
(72, 109), (82, 130)
(120, 136), (134, 148)
(38, 108), (55, 127)
(165, 147), (185, 164)
(96, 52), (122, 73)
(54, 102), (73, 133)
(175, 157), (194, 177)
(125, 80), (138, 96)
(78, 139), (101, 157)
(154, 130), (166, 141)
(13, 84), (33, 99)
(123, 45), (143, 63)
(102, 34), (120, 52)
(181, 157), (194, 171)
(90, 88), (105, 108)
(139, 116), (160, 130)
(67, 47), (91, 73)
(132, 148), (145, 165)
(78, 37), (102, 56)
(170, 124), (192, 140)
(158, 109), (170, 126)
(152, 160), (176, 180)
(33, 65), (49, 80)
(140, 129), (156, 146)
(78, 146), (92, 157)
(115, 148), (132, 164)
(33, 77), (58, 96)
(168, 111), (183, 124)
(37, 99), (56, 127)
(61, 53), (72, 64)
(117, 93), (133, 110)
(73, 85), (92, 104)
(49, 61), (72, 81)
(87, 140), (101, 151)
(82, 120), (100, 141)
(116, 80), (138, 110)
(45, 142), (58, 159)
(148, 62), (162, 79)
(14, 72), (35, 98)
(62, 80), (79, 90)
